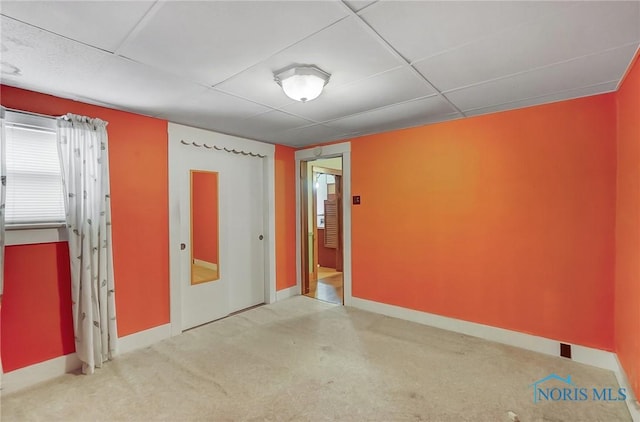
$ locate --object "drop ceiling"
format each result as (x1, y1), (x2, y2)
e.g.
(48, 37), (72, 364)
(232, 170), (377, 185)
(1, 1), (638, 147)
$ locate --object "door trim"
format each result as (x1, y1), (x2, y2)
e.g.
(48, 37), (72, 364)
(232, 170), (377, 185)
(295, 143), (352, 305)
(168, 122), (277, 336)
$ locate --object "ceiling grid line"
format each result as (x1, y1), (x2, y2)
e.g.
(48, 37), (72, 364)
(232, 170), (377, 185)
(404, 2), (579, 67)
(207, 86), (324, 124)
(441, 41), (640, 96)
(463, 79), (620, 115)
(215, 63), (407, 109)
(0, 14), (113, 55)
(1, 1), (638, 146)
(266, 91), (443, 140)
(210, 15), (352, 89)
(352, 1), (379, 15)
(316, 93), (440, 127)
(338, 0), (466, 117)
(111, 0), (164, 57)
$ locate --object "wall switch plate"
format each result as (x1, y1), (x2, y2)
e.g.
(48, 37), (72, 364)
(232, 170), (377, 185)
(353, 195), (361, 205)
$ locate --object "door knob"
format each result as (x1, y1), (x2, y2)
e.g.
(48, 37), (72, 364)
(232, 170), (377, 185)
(180, 243), (186, 250)
(258, 235), (264, 240)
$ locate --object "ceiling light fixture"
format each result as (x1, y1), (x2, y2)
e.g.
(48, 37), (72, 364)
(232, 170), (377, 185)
(274, 65), (330, 103)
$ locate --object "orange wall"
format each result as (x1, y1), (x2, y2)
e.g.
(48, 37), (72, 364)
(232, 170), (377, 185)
(615, 52), (640, 399)
(275, 145), (297, 290)
(2, 243), (75, 372)
(191, 171), (219, 264)
(1, 86), (170, 370)
(0, 73), (628, 377)
(350, 94), (617, 351)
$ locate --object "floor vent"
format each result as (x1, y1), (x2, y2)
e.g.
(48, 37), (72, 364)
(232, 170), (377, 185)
(560, 343), (572, 359)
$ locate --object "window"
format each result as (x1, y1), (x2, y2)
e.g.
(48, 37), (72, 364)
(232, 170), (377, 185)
(4, 111), (65, 228)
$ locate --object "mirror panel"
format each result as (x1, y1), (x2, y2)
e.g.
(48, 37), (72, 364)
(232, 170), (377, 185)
(191, 170), (219, 284)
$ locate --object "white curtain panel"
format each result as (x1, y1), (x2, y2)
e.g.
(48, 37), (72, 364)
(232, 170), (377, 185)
(0, 107), (6, 381)
(0, 107), (6, 298)
(58, 113), (117, 374)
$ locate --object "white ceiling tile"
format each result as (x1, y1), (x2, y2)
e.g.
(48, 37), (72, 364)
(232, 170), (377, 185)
(464, 81), (619, 118)
(360, 1), (572, 62)
(1, 1), (637, 145)
(228, 110), (316, 142)
(215, 17), (404, 108)
(118, 1), (348, 86)
(445, 44), (638, 112)
(325, 96), (459, 134)
(0, 16), (112, 98)
(267, 124), (350, 146)
(281, 67), (436, 122)
(1, 1), (155, 52)
(415, 1), (640, 92)
(71, 57), (208, 117)
(343, 1), (378, 13)
(155, 89), (271, 136)
(214, 65), (293, 110)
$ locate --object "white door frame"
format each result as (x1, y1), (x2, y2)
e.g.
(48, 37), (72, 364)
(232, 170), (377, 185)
(168, 123), (276, 336)
(295, 143), (352, 305)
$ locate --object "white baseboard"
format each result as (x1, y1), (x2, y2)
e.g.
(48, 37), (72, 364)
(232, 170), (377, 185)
(571, 343), (619, 372)
(276, 285), (299, 301)
(349, 297), (618, 371)
(615, 356), (640, 422)
(117, 323), (172, 355)
(1, 353), (81, 394)
(3, 297), (637, 421)
(2, 323), (172, 395)
(351, 297), (640, 419)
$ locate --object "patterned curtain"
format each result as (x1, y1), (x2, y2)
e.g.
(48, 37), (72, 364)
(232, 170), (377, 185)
(0, 107), (6, 381)
(0, 107), (6, 297)
(57, 113), (117, 374)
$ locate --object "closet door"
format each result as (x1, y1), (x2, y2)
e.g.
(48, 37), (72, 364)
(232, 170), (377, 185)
(177, 144), (265, 331)
(222, 152), (265, 314)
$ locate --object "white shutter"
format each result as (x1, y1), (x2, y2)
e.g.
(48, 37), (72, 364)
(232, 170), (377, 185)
(4, 113), (65, 226)
(324, 199), (338, 249)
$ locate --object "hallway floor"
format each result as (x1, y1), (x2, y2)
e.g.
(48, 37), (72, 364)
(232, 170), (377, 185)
(305, 266), (343, 304)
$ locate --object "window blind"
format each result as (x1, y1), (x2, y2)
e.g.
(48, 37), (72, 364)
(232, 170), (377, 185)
(5, 118), (66, 226)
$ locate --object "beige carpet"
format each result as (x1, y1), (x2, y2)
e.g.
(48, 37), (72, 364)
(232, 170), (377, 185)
(1, 297), (631, 421)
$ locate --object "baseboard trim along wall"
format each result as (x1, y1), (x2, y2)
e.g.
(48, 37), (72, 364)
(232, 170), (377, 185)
(349, 297), (617, 370)
(117, 323), (172, 355)
(3, 297), (637, 421)
(614, 356), (640, 422)
(276, 285), (299, 301)
(2, 353), (82, 394)
(2, 323), (173, 394)
(350, 296), (639, 420)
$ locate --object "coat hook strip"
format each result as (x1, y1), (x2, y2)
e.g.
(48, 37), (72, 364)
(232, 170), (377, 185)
(180, 139), (265, 158)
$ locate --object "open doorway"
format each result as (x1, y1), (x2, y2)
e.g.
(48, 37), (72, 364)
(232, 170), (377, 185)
(301, 157), (343, 304)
